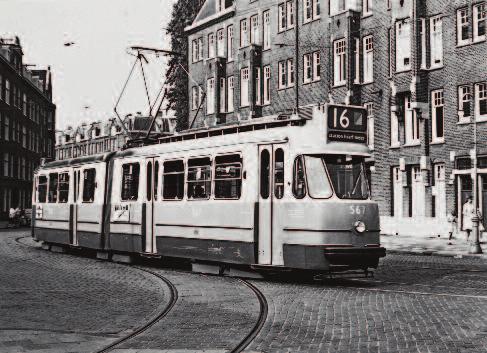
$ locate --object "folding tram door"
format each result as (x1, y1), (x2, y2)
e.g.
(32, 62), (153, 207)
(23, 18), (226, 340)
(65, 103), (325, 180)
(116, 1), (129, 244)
(144, 157), (159, 254)
(72, 168), (81, 246)
(257, 144), (286, 265)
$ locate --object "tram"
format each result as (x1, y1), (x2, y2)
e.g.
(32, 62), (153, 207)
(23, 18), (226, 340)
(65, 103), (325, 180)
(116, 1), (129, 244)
(32, 104), (386, 273)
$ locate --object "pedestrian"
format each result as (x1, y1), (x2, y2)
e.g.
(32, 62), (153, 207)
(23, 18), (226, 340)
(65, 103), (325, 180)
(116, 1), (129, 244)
(447, 209), (457, 243)
(462, 197), (475, 240)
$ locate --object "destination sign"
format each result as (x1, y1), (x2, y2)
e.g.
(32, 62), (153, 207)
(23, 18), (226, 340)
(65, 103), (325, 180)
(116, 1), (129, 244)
(327, 105), (367, 143)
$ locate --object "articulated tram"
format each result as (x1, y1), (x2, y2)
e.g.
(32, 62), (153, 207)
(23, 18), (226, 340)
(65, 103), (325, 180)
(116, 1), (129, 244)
(32, 104), (385, 273)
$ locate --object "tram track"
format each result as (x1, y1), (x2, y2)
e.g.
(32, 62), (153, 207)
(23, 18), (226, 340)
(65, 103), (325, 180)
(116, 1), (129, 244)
(94, 266), (178, 353)
(230, 278), (268, 353)
(13, 235), (269, 352)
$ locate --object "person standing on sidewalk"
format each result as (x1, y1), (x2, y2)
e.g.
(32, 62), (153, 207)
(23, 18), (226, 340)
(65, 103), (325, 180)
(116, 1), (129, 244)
(447, 209), (457, 243)
(463, 197), (475, 240)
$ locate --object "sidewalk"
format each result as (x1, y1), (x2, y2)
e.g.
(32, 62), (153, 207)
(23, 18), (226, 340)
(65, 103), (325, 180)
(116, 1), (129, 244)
(381, 233), (487, 258)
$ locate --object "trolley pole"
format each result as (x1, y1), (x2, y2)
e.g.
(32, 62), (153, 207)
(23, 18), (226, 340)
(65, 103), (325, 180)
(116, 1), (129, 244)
(470, 112), (483, 254)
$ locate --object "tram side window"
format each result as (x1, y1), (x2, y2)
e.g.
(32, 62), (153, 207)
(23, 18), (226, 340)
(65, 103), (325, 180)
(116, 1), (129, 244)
(82, 168), (97, 202)
(163, 160), (184, 200)
(214, 154), (242, 199)
(293, 156), (306, 199)
(38, 175), (47, 203)
(58, 173), (70, 203)
(187, 157), (212, 200)
(48, 173), (58, 203)
(121, 163), (140, 201)
(274, 148), (284, 199)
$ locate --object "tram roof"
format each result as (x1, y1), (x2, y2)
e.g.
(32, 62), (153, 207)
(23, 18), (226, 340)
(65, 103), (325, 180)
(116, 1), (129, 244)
(40, 152), (115, 170)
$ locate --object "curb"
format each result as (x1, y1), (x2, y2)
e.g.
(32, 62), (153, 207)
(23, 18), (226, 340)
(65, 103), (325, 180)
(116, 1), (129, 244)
(386, 249), (487, 259)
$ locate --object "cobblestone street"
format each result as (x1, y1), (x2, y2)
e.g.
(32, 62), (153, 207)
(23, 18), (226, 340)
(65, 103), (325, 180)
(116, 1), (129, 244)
(2, 229), (487, 353)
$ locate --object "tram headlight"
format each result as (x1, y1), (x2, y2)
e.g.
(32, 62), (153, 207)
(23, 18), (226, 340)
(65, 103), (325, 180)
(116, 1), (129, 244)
(354, 221), (366, 233)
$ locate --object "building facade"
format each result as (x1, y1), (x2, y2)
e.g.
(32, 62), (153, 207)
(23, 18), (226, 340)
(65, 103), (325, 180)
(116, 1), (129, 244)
(55, 112), (176, 160)
(185, 0), (487, 236)
(0, 37), (56, 221)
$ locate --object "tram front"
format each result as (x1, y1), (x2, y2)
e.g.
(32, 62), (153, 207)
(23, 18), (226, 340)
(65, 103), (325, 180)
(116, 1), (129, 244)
(280, 105), (385, 273)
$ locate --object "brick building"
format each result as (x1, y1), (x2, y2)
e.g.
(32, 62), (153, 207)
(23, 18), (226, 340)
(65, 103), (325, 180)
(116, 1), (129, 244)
(184, 0), (487, 236)
(0, 37), (56, 222)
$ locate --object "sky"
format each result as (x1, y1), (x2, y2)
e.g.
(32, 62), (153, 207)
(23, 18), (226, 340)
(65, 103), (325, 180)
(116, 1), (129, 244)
(0, 0), (175, 130)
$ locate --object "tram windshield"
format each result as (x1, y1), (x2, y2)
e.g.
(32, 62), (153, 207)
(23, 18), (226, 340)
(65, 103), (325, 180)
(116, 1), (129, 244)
(324, 155), (370, 200)
(303, 155), (370, 200)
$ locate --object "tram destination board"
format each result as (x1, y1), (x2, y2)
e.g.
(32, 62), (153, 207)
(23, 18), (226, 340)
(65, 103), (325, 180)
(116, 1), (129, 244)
(327, 105), (367, 143)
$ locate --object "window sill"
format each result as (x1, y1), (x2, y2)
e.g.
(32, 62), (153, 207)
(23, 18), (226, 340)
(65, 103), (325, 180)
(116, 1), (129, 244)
(303, 18), (321, 26)
(395, 69), (412, 74)
(389, 144), (400, 149)
(302, 79), (321, 86)
(332, 83), (346, 88)
(403, 142), (421, 147)
(476, 116), (487, 123)
(430, 140), (445, 145)
(457, 117), (472, 125)
(362, 13), (373, 19)
(277, 85), (294, 91)
(422, 65), (444, 72)
(456, 40), (472, 48)
(473, 37), (486, 44)
(277, 27), (295, 34)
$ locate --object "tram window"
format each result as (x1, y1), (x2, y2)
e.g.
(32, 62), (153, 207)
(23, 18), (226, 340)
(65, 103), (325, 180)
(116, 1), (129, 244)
(154, 161), (159, 201)
(82, 168), (97, 202)
(163, 160), (184, 200)
(274, 148), (284, 199)
(293, 156), (306, 199)
(48, 173), (59, 203)
(187, 157), (212, 200)
(325, 156), (369, 200)
(304, 156), (333, 199)
(214, 154), (242, 199)
(260, 150), (270, 199)
(146, 162), (152, 201)
(58, 173), (70, 203)
(38, 175), (47, 203)
(121, 163), (140, 201)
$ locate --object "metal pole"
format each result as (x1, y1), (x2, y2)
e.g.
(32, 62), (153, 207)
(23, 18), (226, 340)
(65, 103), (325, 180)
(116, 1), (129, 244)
(470, 110), (482, 254)
(294, 0), (299, 114)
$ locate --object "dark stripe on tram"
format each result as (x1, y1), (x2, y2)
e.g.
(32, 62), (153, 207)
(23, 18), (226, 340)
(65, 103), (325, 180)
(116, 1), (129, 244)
(155, 223), (253, 230)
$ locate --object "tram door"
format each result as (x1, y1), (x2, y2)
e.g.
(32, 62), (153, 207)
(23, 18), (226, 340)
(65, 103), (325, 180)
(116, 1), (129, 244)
(72, 168), (81, 246)
(144, 158), (159, 254)
(258, 144), (286, 265)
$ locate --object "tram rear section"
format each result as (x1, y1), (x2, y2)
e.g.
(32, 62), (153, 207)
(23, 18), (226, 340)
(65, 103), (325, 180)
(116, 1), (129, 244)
(32, 104), (386, 274)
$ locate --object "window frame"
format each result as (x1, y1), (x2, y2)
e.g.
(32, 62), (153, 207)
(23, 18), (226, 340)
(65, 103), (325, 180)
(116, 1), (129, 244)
(333, 38), (347, 86)
(475, 82), (487, 121)
(162, 159), (185, 201)
(120, 163), (139, 202)
(187, 157), (212, 200)
(429, 15), (443, 68)
(473, 3), (486, 42)
(213, 153), (243, 200)
(458, 84), (472, 122)
(431, 89), (445, 143)
(240, 68), (250, 107)
(395, 19), (411, 73)
(363, 35), (374, 83)
(457, 8), (470, 45)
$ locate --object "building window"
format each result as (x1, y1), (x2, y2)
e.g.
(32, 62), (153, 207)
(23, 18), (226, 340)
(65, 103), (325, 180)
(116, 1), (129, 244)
(304, 0), (320, 23)
(404, 96), (419, 145)
(219, 78), (226, 113)
(22, 93), (27, 116)
(121, 164), (139, 201)
(198, 38), (204, 60)
(250, 15), (259, 44)
(278, 1), (294, 32)
(214, 154), (242, 199)
(395, 19), (411, 72)
(391, 107), (399, 147)
(217, 29), (225, 57)
(333, 39), (347, 86)
(263, 66), (271, 105)
(240, 68), (250, 107)
(192, 40), (198, 63)
(5, 79), (10, 105)
(304, 53), (312, 83)
(473, 3), (486, 42)
(430, 16), (443, 68)
(162, 160), (184, 200)
(240, 18), (249, 47)
(187, 157), (212, 200)
(263, 10), (271, 50)
(278, 61), (287, 89)
(4, 116), (9, 141)
(458, 85), (472, 121)
(192, 86), (199, 110)
(457, 8), (470, 45)
(475, 82), (487, 120)
(3, 153), (8, 177)
(364, 103), (374, 150)
(363, 0), (372, 16)
(313, 51), (320, 81)
(227, 25), (234, 61)
(419, 18), (427, 69)
(255, 67), (261, 105)
(207, 78), (215, 114)
(330, 0), (347, 15)
(208, 33), (215, 58)
(227, 76), (235, 112)
(363, 35), (373, 83)
(431, 89), (444, 143)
